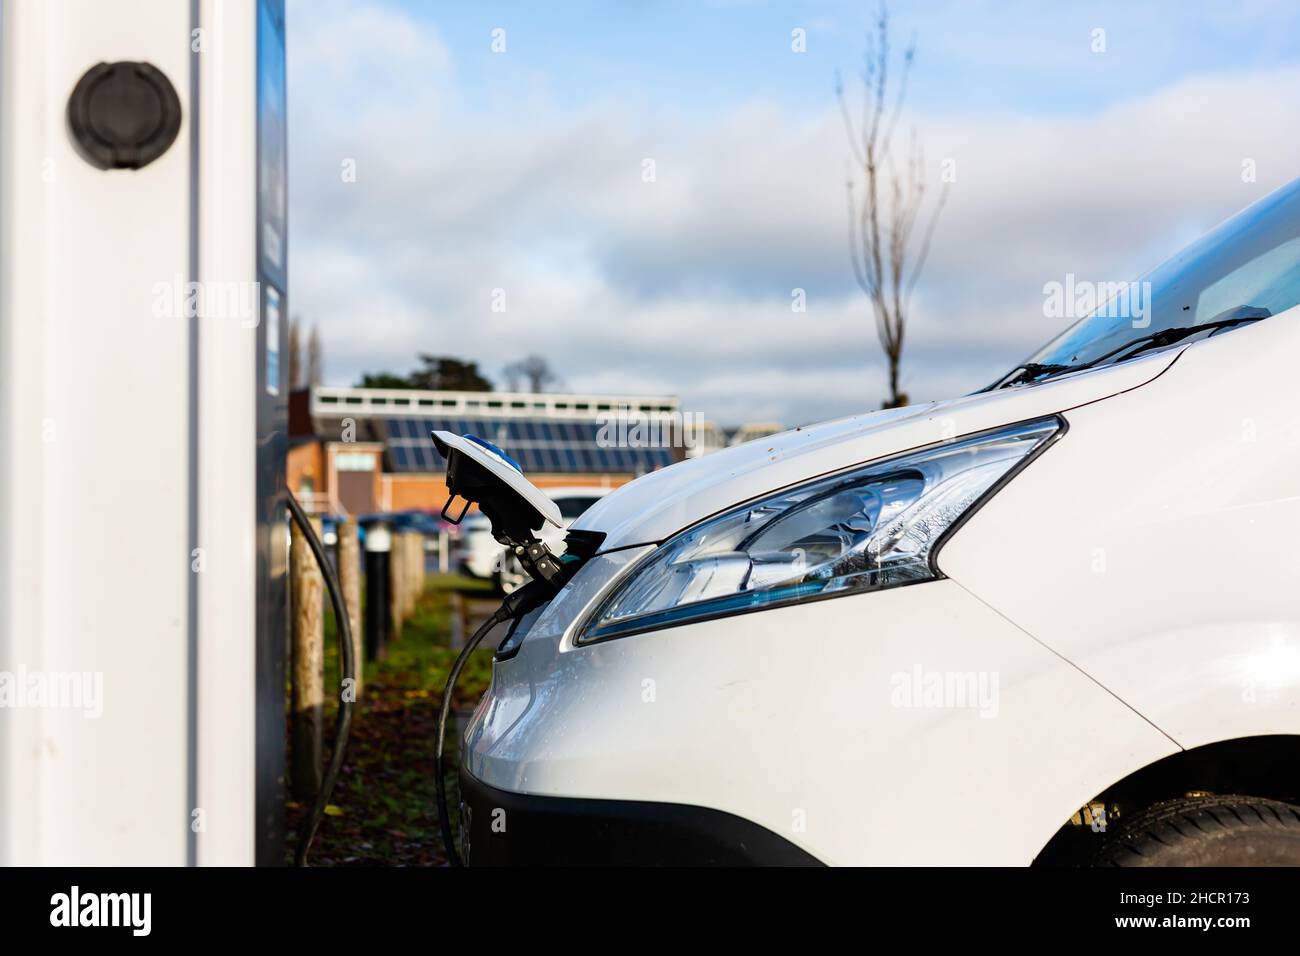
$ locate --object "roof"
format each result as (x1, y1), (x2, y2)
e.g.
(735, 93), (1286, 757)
(307, 385), (683, 477)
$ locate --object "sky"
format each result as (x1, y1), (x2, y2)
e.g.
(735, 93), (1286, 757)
(286, 0), (1300, 426)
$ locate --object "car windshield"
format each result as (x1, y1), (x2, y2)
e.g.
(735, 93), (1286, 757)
(1013, 178), (1300, 378)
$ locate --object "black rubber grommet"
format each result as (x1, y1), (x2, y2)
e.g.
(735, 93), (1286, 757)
(67, 61), (182, 170)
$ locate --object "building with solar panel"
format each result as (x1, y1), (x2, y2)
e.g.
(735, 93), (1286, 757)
(287, 385), (689, 516)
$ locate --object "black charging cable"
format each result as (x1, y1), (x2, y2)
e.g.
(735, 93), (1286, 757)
(435, 579), (552, 867)
(286, 490), (356, 867)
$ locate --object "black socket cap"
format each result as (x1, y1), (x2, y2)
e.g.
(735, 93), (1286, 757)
(67, 61), (182, 170)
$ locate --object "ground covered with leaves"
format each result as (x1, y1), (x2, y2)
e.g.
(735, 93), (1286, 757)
(286, 573), (498, 866)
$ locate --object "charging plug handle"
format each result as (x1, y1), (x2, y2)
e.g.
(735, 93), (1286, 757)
(508, 537), (566, 590)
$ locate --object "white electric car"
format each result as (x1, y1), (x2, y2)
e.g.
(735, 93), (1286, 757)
(458, 179), (1300, 866)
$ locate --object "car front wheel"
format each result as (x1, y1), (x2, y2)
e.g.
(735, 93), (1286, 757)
(1093, 795), (1300, 866)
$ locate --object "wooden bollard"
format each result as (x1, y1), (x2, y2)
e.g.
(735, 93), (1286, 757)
(398, 532), (409, 622)
(290, 515), (324, 800)
(388, 527), (405, 640)
(409, 532), (423, 613)
(407, 532), (418, 614)
(337, 517), (363, 698)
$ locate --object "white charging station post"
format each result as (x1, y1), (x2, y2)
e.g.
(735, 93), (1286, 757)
(0, 0), (289, 865)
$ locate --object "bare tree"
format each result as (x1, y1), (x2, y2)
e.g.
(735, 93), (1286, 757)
(502, 354), (558, 393)
(838, 2), (949, 409)
(306, 323), (323, 386)
(288, 315), (303, 390)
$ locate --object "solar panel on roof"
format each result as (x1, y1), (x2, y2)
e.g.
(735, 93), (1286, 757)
(378, 414), (676, 475)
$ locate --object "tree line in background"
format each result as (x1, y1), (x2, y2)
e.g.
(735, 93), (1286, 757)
(355, 352), (562, 394)
(285, 313), (562, 396)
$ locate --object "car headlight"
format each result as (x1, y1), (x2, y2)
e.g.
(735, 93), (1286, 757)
(578, 417), (1061, 643)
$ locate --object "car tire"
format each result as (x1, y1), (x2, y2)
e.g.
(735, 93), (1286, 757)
(1093, 795), (1300, 866)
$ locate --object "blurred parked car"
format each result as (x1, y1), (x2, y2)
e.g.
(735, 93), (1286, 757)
(452, 511), (498, 580)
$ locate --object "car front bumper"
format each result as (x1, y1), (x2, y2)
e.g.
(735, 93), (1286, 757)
(459, 766), (822, 866)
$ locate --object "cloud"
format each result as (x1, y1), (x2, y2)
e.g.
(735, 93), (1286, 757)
(287, 0), (1300, 426)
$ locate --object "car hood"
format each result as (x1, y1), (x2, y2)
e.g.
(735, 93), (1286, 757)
(572, 351), (1177, 550)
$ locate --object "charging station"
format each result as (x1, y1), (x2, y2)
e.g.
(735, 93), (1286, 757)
(0, 0), (288, 865)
